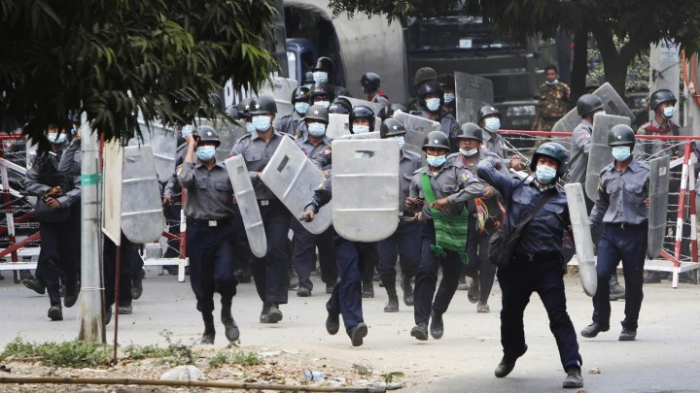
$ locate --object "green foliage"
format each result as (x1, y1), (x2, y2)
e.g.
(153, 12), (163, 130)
(123, 344), (171, 360)
(0, 338), (112, 368)
(208, 352), (230, 368)
(328, 0), (479, 21)
(385, 371), (405, 384)
(207, 350), (262, 368)
(587, 37), (650, 94)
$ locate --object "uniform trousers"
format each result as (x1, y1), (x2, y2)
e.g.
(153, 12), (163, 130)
(37, 204), (80, 306)
(377, 219), (420, 288)
(103, 232), (142, 308)
(290, 219), (337, 290)
(250, 200), (290, 305)
(464, 217), (498, 302)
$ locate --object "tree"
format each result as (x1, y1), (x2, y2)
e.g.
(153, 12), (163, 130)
(0, 0), (280, 146)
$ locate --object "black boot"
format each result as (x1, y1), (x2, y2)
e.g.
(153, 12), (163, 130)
(430, 311), (444, 339)
(384, 286), (399, 312)
(201, 313), (215, 344)
(131, 268), (145, 300)
(221, 300), (240, 343)
(609, 273), (625, 301)
(362, 282), (374, 298)
(401, 275), (414, 306)
(63, 277), (80, 308)
(48, 304), (63, 321)
(23, 277), (46, 295)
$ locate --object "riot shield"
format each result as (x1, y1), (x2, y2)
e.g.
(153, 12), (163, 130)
(134, 122), (177, 183)
(259, 77), (298, 118)
(565, 183), (597, 297)
(332, 139), (400, 242)
(552, 82), (635, 132)
(326, 114), (350, 140)
(225, 155), (267, 258)
(259, 137), (332, 234)
(454, 72), (494, 124)
(647, 156), (670, 258)
(338, 96), (384, 126)
(392, 110), (440, 154)
(339, 131), (381, 140)
(584, 114), (631, 200)
(121, 145), (166, 244)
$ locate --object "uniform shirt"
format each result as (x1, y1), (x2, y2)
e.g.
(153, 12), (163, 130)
(636, 118), (681, 159)
(296, 134), (332, 160)
(310, 143), (333, 172)
(538, 81), (571, 119)
(477, 159), (570, 256)
(24, 142), (81, 208)
(229, 130), (292, 200)
(414, 110), (461, 140)
(566, 119), (593, 184)
(408, 161), (484, 220)
(447, 148), (505, 216)
(481, 129), (517, 165)
(276, 112), (306, 137)
(399, 149), (422, 212)
(163, 142), (188, 200)
(177, 161), (235, 220)
(368, 91), (390, 106)
(589, 158), (649, 227)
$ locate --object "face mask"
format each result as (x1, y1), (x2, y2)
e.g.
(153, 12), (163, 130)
(182, 125), (194, 138)
(312, 72), (328, 83)
(444, 93), (455, 104)
(395, 136), (405, 149)
(294, 102), (310, 115)
(662, 106), (675, 119)
(196, 145), (216, 161)
(353, 125), (370, 134)
(535, 165), (557, 184)
(545, 79), (559, 86)
(484, 118), (501, 133)
(307, 122), (327, 137)
(425, 98), (441, 112)
(315, 100), (330, 109)
(245, 122), (256, 133)
(48, 133), (66, 145)
(252, 115), (271, 131)
(611, 146), (632, 162)
(426, 154), (447, 167)
(460, 147), (478, 157)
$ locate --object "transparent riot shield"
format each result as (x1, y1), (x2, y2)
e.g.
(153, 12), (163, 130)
(552, 82), (635, 132)
(332, 139), (400, 242)
(259, 77), (298, 118)
(585, 114), (631, 200)
(326, 114), (350, 140)
(259, 137), (332, 234)
(121, 145), (166, 244)
(454, 72), (494, 124)
(338, 96), (384, 126)
(134, 122), (177, 183)
(647, 156), (670, 258)
(392, 110), (440, 155)
(339, 131), (381, 140)
(225, 155), (267, 258)
(564, 183), (597, 297)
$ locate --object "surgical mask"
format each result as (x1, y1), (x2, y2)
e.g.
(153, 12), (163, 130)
(312, 72), (328, 83)
(395, 136), (405, 149)
(444, 93), (455, 104)
(484, 118), (501, 133)
(196, 145), (216, 161)
(307, 122), (327, 137)
(245, 122), (256, 133)
(662, 106), (675, 119)
(252, 115), (271, 131)
(294, 102), (310, 115)
(425, 98), (441, 112)
(611, 146), (632, 162)
(315, 100), (330, 109)
(426, 154), (447, 167)
(460, 147), (478, 157)
(535, 165), (557, 184)
(545, 79), (559, 86)
(353, 125), (370, 134)
(182, 125), (194, 138)
(48, 133), (66, 145)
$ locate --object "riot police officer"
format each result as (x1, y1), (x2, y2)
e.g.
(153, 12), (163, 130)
(290, 105), (337, 297)
(377, 118), (421, 312)
(405, 131), (484, 341)
(437, 73), (456, 118)
(477, 106), (524, 171)
(309, 83), (336, 111)
(177, 125), (239, 344)
(277, 87), (310, 137)
(328, 97), (352, 115)
(230, 94), (293, 324)
(349, 105), (376, 135)
(311, 57), (351, 98)
(477, 142), (583, 389)
(581, 124), (650, 342)
(361, 72), (389, 106)
(413, 81), (460, 151)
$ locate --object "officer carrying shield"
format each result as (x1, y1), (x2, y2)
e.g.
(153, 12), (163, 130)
(412, 81), (460, 152)
(581, 124), (650, 342)
(361, 72), (390, 106)
(377, 118), (421, 312)
(405, 131), (484, 341)
(277, 87), (310, 138)
(477, 106), (524, 171)
(437, 74), (456, 119)
(177, 125), (239, 344)
(311, 57), (351, 98)
(230, 94), (293, 324)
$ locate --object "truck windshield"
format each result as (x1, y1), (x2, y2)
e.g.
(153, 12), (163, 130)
(407, 16), (525, 53)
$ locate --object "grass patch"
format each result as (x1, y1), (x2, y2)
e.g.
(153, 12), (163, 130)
(0, 338), (112, 368)
(123, 344), (170, 360)
(208, 351), (262, 368)
(352, 363), (373, 377)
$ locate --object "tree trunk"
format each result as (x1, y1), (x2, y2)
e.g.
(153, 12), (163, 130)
(591, 25), (630, 99)
(570, 27), (589, 101)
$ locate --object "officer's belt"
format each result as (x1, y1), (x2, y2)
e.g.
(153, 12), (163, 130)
(512, 252), (561, 263)
(605, 222), (647, 230)
(187, 217), (231, 227)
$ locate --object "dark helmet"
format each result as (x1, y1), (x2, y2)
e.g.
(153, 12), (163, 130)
(196, 125), (220, 147)
(530, 142), (569, 177)
(328, 97), (352, 114)
(312, 57), (335, 75)
(291, 87), (311, 103)
(585, 76), (601, 90)
(250, 94), (277, 115)
(477, 106), (501, 123)
(380, 118), (406, 139)
(457, 123), (483, 143)
(304, 105), (329, 124)
(650, 88), (677, 110)
(348, 105), (376, 133)
(225, 104), (239, 119)
(436, 73), (455, 91)
(303, 71), (315, 85)
(422, 130), (450, 151)
(361, 72), (381, 93)
(576, 94), (604, 117)
(391, 102), (408, 113)
(608, 124), (636, 148)
(310, 82), (335, 102)
(417, 81), (444, 110)
(413, 67), (437, 89)
(237, 97), (254, 119)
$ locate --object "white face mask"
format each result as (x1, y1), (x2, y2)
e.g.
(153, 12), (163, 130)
(460, 147), (478, 157)
(315, 100), (330, 109)
(312, 72), (329, 83)
(395, 136), (405, 149)
(662, 106), (675, 119)
(484, 118), (500, 133)
(353, 125), (370, 134)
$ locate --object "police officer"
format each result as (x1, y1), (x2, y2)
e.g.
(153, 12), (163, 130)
(361, 72), (390, 106)
(532, 65), (571, 131)
(477, 106), (525, 171)
(309, 83), (336, 111)
(162, 124), (191, 274)
(447, 123), (503, 313)
(103, 231), (142, 325)
(230, 94), (292, 324)
(405, 131), (484, 341)
(290, 105), (338, 297)
(328, 97), (352, 115)
(377, 118), (421, 312)
(311, 57), (351, 98)
(477, 142), (583, 389)
(581, 124), (650, 342)
(23, 123), (81, 321)
(407, 67), (438, 113)
(177, 125), (239, 344)
(585, 76), (601, 94)
(437, 73), (456, 118)
(413, 81), (460, 151)
(277, 87), (310, 137)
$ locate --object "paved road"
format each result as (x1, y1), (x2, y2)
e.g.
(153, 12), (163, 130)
(2, 268), (700, 392)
